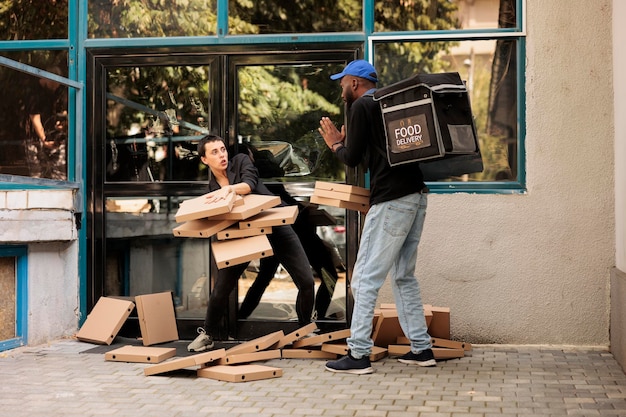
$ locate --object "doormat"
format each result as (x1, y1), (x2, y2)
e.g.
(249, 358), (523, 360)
(79, 336), (237, 357)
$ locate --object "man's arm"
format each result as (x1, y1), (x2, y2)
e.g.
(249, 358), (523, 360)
(29, 113), (56, 148)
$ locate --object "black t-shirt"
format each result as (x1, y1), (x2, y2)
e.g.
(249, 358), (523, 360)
(26, 84), (65, 138)
(335, 91), (426, 205)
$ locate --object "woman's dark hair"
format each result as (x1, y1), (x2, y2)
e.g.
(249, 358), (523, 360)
(197, 134), (226, 157)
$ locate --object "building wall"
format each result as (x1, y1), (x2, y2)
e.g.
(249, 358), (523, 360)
(380, 0), (615, 345)
(1, 0), (619, 348)
(0, 190), (79, 345)
(611, 0), (625, 370)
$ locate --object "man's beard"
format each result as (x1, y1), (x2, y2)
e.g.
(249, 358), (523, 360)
(345, 90), (355, 110)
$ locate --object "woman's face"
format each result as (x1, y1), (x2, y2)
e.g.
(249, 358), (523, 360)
(201, 140), (229, 172)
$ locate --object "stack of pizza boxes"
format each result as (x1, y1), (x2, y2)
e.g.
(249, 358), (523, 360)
(311, 181), (370, 213)
(172, 191), (298, 269)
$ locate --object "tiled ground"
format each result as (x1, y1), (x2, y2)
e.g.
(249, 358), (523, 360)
(1, 339), (625, 417)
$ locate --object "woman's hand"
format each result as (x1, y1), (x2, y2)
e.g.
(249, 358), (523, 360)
(205, 186), (233, 204)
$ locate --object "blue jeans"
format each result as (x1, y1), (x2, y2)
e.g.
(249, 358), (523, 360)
(347, 191), (432, 358)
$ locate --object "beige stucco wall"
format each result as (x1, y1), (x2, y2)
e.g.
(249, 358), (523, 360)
(611, 0), (625, 369)
(380, 0), (615, 345)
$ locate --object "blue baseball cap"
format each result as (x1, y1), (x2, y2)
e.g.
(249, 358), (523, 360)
(330, 60), (378, 83)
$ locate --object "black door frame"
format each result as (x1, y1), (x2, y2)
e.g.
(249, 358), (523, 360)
(86, 44), (363, 340)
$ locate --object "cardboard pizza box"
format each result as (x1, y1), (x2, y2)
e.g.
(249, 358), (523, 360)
(225, 330), (285, 355)
(431, 338), (472, 351)
(291, 329), (351, 349)
(216, 225), (272, 240)
(174, 191), (238, 223)
(211, 234), (274, 269)
(216, 349), (281, 365)
(428, 306), (451, 339)
(313, 188), (370, 205)
(76, 297), (135, 345)
(135, 292), (179, 346)
(197, 364), (283, 383)
(172, 218), (236, 238)
(280, 349), (338, 359)
(310, 195), (369, 213)
(372, 308), (405, 348)
(387, 345), (464, 360)
(143, 348), (226, 376)
(104, 345), (176, 363)
(314, 181), (370, 197)
(238, 205), (299, 229)
(320, 343), (387, 362)
(275, 323), (319, 349)
(211, 194), (281, 220)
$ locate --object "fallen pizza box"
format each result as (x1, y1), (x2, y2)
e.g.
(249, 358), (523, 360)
(428, 306), (451, 339)
(76, 296), (135, 345)
(396, 336), (472, 352)
(216, 225), (272, 240)
(225, 330), (285, 355)
(238, 205), (299, 229)
(211, 194), (281, 220)
(135, 292), (179, 346)
(281, 349), (338, 359)
(275, 323), (319, 349)
(291, 329), (351, 349)
(387, 344), (464, 360)
(172, 218), (236, 238)
(310, 195), (369, 213)
(105, 345), (176, 364)
(216, 349), (281, 365)
(314, 181), (370, 197)
(211, 234), (274, 269)
(143, 348), (226, 376)
(431, 338), (472, 351)
(321, 343), (388, 362)
(174, 191), (238, 223)
(372, 308), (405, 348)
(197, 364), (283, 383)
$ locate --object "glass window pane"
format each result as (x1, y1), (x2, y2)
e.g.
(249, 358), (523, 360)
(229, 0), (361, 34)
(234, 61), (349, 321)
(105, 195), (209, 319)
(375, 38), (519, 181)
(106, 65), (211, 182)
(88, 0), (217, 38)
(236, 62), (346, 182)
(375, 0), (516, 32)
(0, 51), (69, 180)
(0, 0), (68, 40)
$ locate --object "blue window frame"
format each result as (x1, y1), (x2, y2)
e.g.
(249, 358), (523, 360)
(0, 0), (526, 194)
(0, 246), (28, 352)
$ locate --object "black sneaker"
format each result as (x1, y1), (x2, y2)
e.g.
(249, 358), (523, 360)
(325, 351), (373, 374)
(397, 348), (437, 367)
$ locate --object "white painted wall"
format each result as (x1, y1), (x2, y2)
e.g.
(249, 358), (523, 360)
(0, 190), (79, 345)
(379, 0), (615, 345)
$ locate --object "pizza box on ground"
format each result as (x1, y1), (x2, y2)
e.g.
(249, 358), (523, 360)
(197, 364), (283, 383)
(76, 297), (135, 345)
(104, 345), (176, 364)
(143, 349), (227, 376)
(135, 291), (179, 346)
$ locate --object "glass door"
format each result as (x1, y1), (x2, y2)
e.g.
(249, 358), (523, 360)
(230, 56), (357, 337)
(88, 47), (361, 341)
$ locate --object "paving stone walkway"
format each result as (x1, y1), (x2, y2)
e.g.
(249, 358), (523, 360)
(1, 339), (625, 417)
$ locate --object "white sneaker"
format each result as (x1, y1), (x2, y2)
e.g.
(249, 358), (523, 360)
(187, 327), (214, 352)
